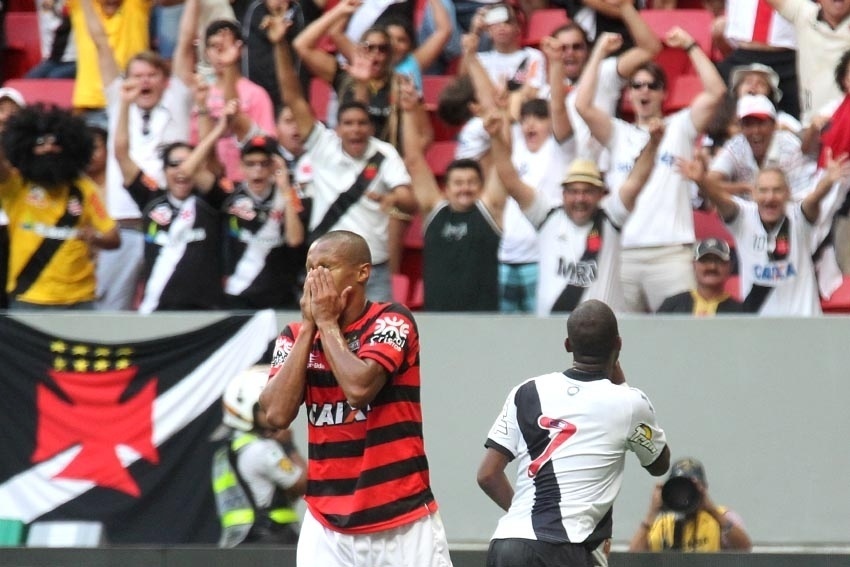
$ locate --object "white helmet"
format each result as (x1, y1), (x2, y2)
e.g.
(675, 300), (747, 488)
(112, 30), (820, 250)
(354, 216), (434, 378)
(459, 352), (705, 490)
(222, 366), (269, 431)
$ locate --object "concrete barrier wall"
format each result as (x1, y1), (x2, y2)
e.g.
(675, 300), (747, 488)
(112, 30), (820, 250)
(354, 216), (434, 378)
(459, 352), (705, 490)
(14, 312), (850, 547)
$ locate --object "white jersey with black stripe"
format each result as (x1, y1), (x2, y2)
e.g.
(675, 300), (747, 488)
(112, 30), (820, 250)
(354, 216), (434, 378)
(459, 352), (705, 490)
(485, 369), (667, 544)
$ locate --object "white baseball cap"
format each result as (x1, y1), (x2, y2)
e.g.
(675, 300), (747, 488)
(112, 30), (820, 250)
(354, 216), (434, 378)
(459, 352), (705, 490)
(0, 87), (25, 108)
(736, 94), (776, 121)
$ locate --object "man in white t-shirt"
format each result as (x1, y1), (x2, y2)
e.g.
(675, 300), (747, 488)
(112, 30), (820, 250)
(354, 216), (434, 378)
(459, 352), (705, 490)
(700, 157), (850, 315)
(576, 29), (727, 313)
(84, 0), (196, 310)
(274, 22), (417, 301)
(478, 299), (670, 567)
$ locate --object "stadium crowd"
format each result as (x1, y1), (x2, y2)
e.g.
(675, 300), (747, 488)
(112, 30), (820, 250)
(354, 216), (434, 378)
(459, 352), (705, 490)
(2, 0), (850, 316)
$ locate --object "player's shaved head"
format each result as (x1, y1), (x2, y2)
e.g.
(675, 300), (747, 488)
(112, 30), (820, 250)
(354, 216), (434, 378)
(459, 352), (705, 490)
(313, 230), (372, 266)
(566, 300), (620, 364)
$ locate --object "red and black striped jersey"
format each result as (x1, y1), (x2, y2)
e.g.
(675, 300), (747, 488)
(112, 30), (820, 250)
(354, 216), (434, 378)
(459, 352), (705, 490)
(269, 301), (437, 534)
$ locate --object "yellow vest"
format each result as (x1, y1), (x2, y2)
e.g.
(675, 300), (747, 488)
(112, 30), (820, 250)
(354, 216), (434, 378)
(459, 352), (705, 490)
(648, 507), (728, 552)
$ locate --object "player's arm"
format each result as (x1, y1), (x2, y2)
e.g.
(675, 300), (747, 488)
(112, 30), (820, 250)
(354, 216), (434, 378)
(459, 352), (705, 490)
(644, 444), (670, 476)
(261, 329), (313, 429)
(310, 267), (389, 409)
(260, 281), (317, 428)
(477, 447), (514, 511)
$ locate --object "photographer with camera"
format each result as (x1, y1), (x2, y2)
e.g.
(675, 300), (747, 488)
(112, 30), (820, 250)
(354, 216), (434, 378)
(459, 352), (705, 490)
(629, 457), (752, 552)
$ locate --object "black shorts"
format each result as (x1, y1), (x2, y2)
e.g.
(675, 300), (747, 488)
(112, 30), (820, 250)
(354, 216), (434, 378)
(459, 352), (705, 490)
(486, 538), (594, 567)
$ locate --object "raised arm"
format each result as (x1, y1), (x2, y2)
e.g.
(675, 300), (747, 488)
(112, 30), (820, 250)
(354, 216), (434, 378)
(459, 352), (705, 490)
(327, 3), (357, 63)
(171, 0), (199, 86)
(541, 36), (573, 143)
(272, 155), (306, 247)
(461, 33), (497, 113)
(400, 78), (441, 215)
(664, 26), (726, 132)
(618, 117), (663, 211)
(80, 0), (120, 86)
(412, 0), (453, 71)
(114, 80), (143, 186)
(802, 149), (850, 223)
(616, 0), (663, 78)
(575, 33), (622, 147)
(683, 156), (739, 221)
(292, 0), (362, 84)
(181, 103), (232, 192)
(269, 14), (316, 140)
(218, 33), (253, 142)
(485, 111), (537, 211)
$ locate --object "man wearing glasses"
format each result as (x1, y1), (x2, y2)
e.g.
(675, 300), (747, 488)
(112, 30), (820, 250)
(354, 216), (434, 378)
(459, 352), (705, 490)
(576, 28), (728, 313)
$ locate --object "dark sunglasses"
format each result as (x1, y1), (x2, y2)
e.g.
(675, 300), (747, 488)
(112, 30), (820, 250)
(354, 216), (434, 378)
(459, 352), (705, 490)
(560, 42), (586, 51)
(362, 42), (390, 54)
(630, 80), (663, 91)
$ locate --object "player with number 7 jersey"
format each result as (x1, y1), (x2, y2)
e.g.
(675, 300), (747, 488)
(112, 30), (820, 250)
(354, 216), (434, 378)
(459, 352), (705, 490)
(478, 300), (670, 567)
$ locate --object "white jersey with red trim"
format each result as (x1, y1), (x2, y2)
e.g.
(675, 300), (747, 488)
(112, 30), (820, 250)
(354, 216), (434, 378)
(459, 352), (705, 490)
(485, 369), (667, 544)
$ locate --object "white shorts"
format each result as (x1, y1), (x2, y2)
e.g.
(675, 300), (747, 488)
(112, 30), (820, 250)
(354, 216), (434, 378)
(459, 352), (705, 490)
(297, 506), (453, 567)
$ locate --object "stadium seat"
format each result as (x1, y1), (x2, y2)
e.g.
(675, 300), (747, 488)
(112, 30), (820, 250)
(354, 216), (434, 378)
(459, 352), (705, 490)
(2, 78), (75, 108)
(640, 9), (713, 79)
(0, 519), (26, 546)
(3, 12), (41, 80)
(724, 275), (741, 301)
(663, 73), (704, 113)
(5, 0), (35, 10)
(522, 8), (570, 47)
(26, 521), (106, 547)
(821, 275), (850, 313)
(424, 140), (457, 178)
(693, 209), (734, 244)
(409, 278), (424, 310)
(309, 78), (332, 124)
(391, 273), (411, 304)
(422, 74), (453, 111)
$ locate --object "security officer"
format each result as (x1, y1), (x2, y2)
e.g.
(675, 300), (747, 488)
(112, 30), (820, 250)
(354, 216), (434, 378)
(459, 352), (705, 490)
(212, 365), (307, 547)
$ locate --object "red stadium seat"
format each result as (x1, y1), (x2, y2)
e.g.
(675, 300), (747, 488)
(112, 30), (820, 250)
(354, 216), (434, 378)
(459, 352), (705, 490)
(422, 74), (453, 111)
(424, 140), (457, 178)
(391, 273), (411, 305)
(3, 78), (75, 108)
(821, 275), (850, 313)
(309, 78), (332, 124)
(640, 9), (713, 79)
(3, 12), (41, 80)
(663, 73), (705, 113)
(693, 209), (734, 244)
(522, 8), (570, 47)
(409, 278), (424, 310)
(724, 275), (741, 301)
(6, 0), (35, 10)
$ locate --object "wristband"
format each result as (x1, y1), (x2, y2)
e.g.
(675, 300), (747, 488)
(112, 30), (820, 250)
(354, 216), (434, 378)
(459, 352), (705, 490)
(685, 41), (698, 52)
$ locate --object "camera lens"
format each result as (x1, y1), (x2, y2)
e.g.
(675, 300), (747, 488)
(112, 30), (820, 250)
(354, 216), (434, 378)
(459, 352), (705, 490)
(661, 477), (700, 514)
